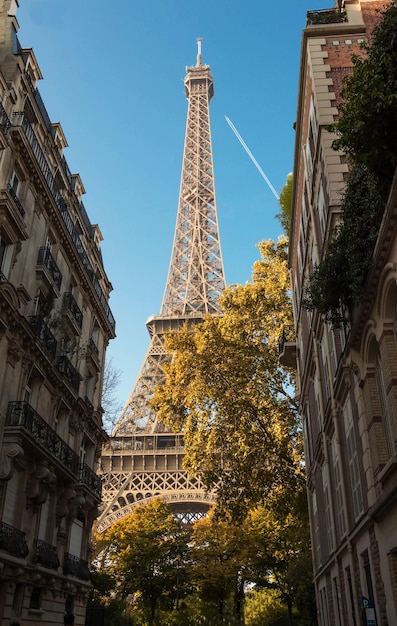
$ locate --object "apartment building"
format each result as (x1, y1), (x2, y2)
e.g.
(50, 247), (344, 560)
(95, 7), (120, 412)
(0, 1), (115, 624)
(284, 1), (397, 624)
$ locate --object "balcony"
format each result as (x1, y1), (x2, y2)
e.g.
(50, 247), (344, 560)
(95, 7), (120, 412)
(37, 246), (62, 292)
(57, 355), (81, 393)
(11, 111), (115, 335)
(0, 102), (11, 149)
(278, 327), (297, 369)
(63, 553), (90, 580)
(7, 182), (25, 217)
(86, 337), (100, 370)
(62, 292), (83, 331)
(33, 538), (60, 570)
(78, 462), (102, 498)
(0, 186), (29, 243)
(0, 522), (29, 558)
(29, 315), (57, 358)
(306, 8), (347, 26)
(6, 401), (80, 475)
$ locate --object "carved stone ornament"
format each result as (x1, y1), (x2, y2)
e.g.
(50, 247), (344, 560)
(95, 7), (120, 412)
(67, 491), (86, 523)
(26, 459), (57, 505)
(69, 412), (83, 434)
(6, 340), (21, 367)
(56, 485), (76, 520)
(0, 442), (24, 480)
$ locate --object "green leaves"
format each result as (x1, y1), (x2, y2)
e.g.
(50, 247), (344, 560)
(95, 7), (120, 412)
(104, 499), (190, 623)
(305, 164), (384, 324)
(305, 4), (397, 324)
(333, 4), (397, 194)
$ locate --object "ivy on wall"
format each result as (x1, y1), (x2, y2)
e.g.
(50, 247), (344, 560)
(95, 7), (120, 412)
(304, 2), (397, 325)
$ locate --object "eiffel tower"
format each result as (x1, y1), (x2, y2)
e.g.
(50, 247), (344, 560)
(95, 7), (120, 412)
(98, 40), (225, 532)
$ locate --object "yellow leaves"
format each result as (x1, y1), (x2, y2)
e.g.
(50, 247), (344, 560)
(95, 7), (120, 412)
(152, 239), (299, 515)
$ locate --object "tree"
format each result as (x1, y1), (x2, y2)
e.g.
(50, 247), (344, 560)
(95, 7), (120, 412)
(189, 510), (248, 623)
(153, 238), (303, 517)
(305, 3), (397, 324)
(103, 499), (190, 626)
(331, 2), (397, 198)
(101, 356), (123, 433)
(275, 173), (293, 236)
(245, 488), (316, 626)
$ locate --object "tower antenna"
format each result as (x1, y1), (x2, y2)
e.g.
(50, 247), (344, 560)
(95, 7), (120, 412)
(196, 37), (202, 66)
(225, 115), (280, 201)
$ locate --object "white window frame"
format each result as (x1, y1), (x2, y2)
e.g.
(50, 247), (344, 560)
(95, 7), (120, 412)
(343, 398), (364, 520)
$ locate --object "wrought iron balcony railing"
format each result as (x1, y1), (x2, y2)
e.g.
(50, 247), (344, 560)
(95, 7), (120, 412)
(306, 8), (347, 26)
(37, 246), (62, 291)
(89, 337), (99, 356)
(0, 101), (11, 137)
(62, 292), (83, 329)
(0, 522), (29, 558)
(57, 355), (81, 393)
(278, 326), (297, 369)
(78, 463), (102, 498)
(11, 111), (115, 334)
(6, 401), (80, 474)
(33, 538), (60, 570)
(63, 553), (90, 580)
(29, 315), (57, 358)
(7, 182), (25, 217)
(84, 396), (94, 412)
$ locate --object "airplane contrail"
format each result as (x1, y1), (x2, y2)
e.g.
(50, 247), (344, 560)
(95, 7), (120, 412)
(225, 115), (280, 201)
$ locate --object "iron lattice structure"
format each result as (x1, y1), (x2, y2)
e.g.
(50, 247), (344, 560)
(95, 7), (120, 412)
(98, 41), (225, 531)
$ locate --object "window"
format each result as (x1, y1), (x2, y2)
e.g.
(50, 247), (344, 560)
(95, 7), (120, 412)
(85, 370), (96, 403)
(60, 334), (74, 359)
(29, 586), (42, 610)
(343, 398), (364, 520)
(318, 183), (327, 237)
(376, 352), (395, 458)
(12, 582), (24, 616)
(305, 138), (313, 184)
(309, 97), (318, 147)
(38, 497), (50, 541)
(69, 519), (83, 557)
(321, 339), (331, 405)
(0, 234), (13, 280)
(303, 411), (312, 464)
(333, 577), (342, 626)
(9, 170), (20, 195)
(362, 551), (375, 605)
(322, 464), (333, 553)
(332, 436), (346, 538)
(346, 566), (357, 626)
(319, 586), (330, 626)
(312, 490), (321, 568)
(327, 322), (338, 377)
(91, 321), (100, 350)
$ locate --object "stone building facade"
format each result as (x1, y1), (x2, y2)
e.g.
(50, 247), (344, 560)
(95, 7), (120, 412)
(0, 1), (115, 624)
(285, 1), (397, 624)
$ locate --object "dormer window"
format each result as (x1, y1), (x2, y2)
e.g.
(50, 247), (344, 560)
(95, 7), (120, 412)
(51, 122), (68, 155)
(23, 48), (43, 89)
(92, 224), (103, 250)
(71, 174), (85, 202)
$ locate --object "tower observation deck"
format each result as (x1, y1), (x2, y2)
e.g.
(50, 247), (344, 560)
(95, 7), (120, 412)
(98, 40), (225, 531)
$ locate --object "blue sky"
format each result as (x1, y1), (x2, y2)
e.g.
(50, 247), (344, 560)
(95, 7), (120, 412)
(17, 0), (329, 411)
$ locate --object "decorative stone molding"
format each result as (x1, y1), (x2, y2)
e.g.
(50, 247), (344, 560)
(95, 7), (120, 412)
(6, 340), (21, 366)
(26, 459), (57, 505)
(56, 485), (76, 520)
(0, 442), (24, 480)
